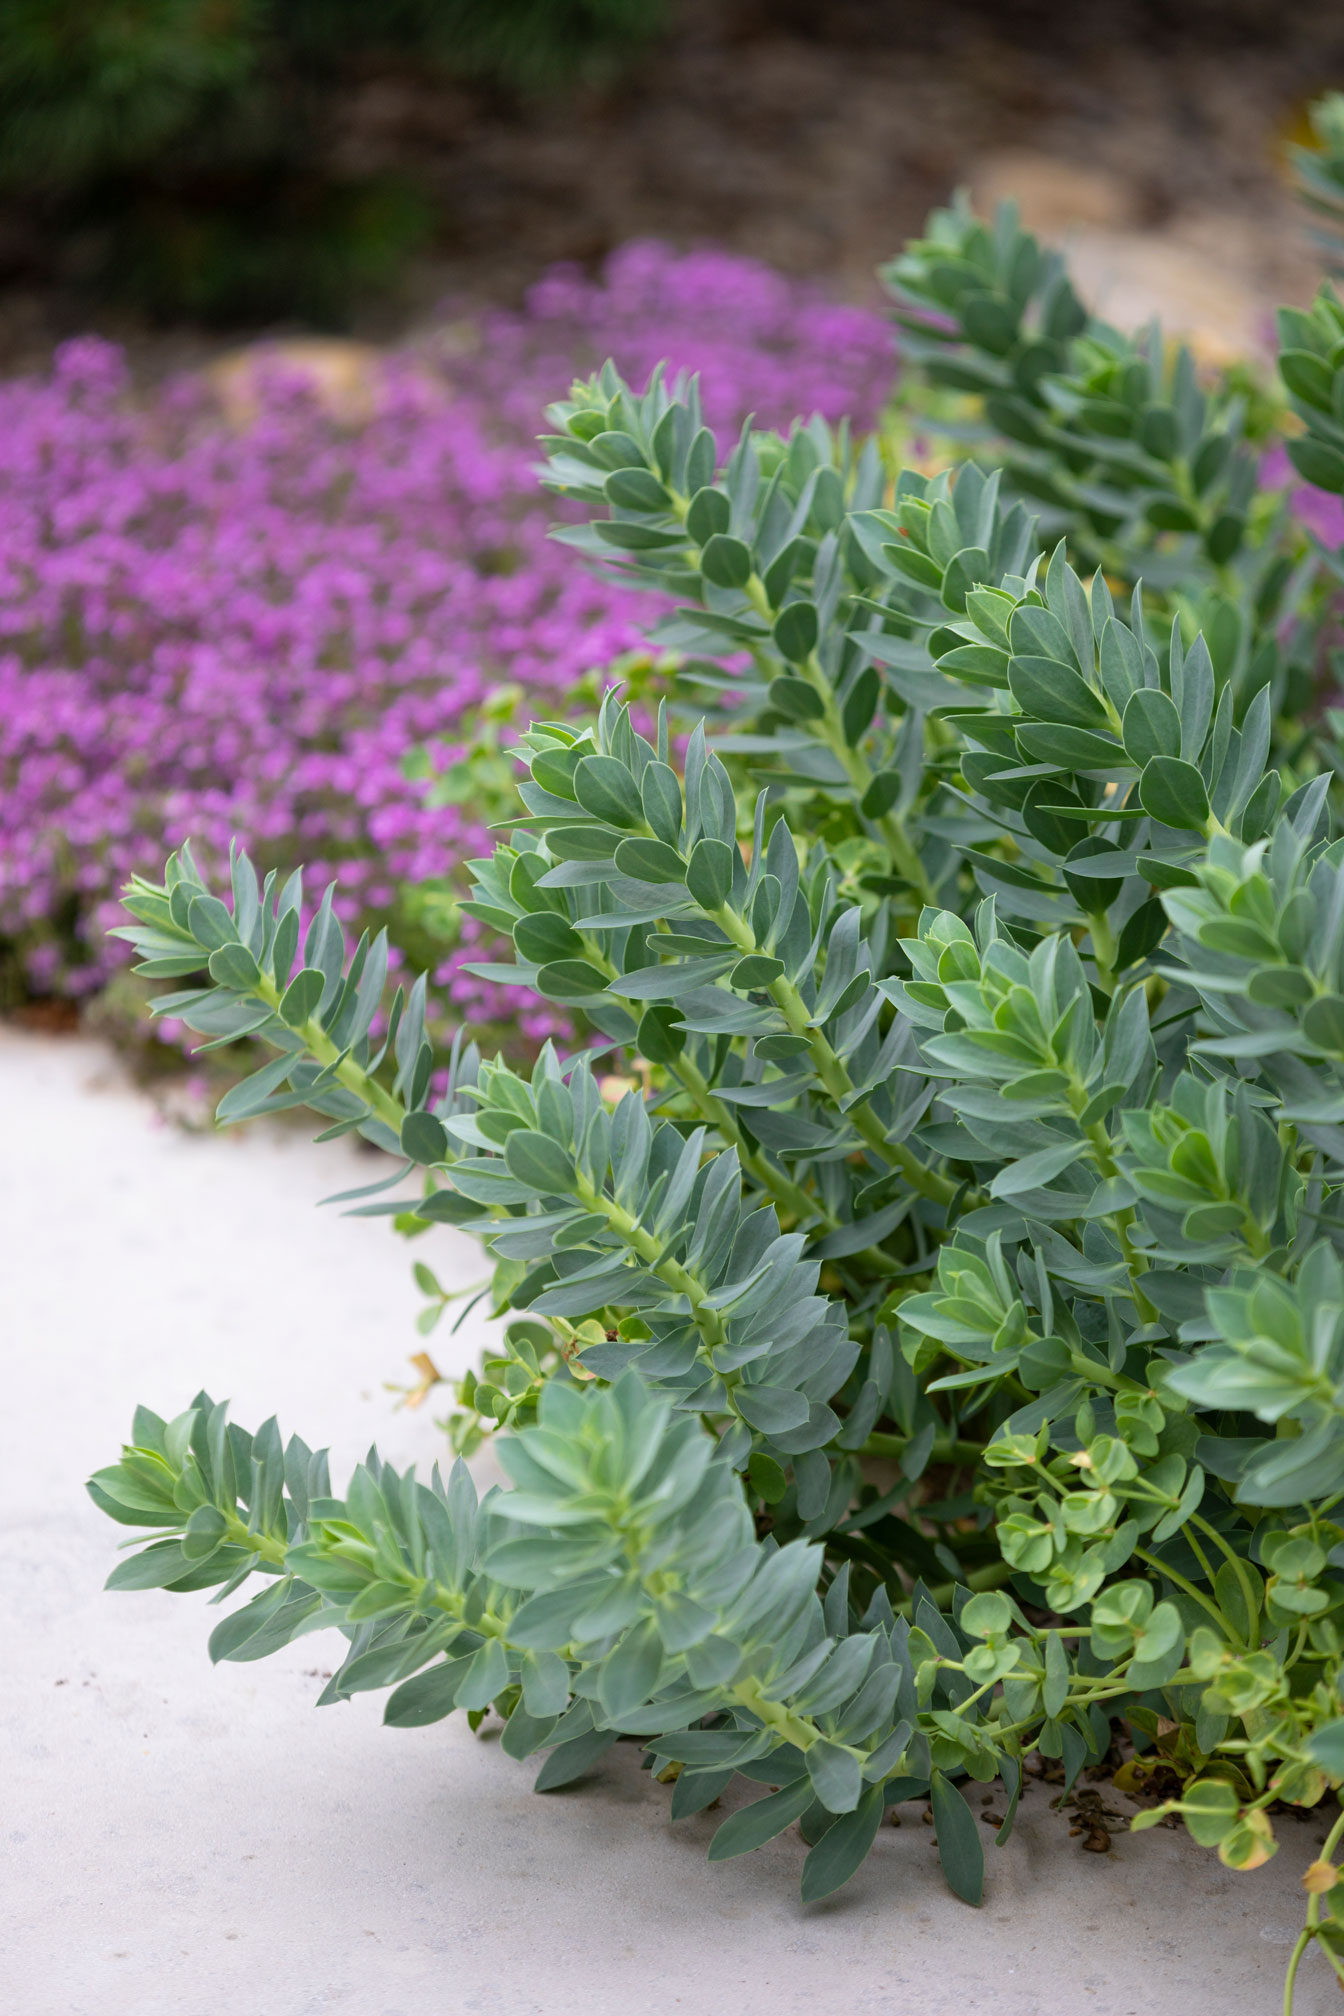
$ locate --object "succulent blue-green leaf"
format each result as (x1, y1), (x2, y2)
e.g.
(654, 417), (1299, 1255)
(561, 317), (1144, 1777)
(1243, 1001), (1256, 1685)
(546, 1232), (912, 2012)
(930, 1770), (984, 1905)
(1043, 1631), (1069, 1718)
(614, 837), (687, 884)
(456, 1637), (510, 1712)
(187, 893), (238, 951)
(799, 1784), (886, 1901)
(700, 534), (753, 589)
(671, 1766), (736, 1819)
(207, 943), (261, 990)
(805, 1739), (863, 1814)
(686, 487), (731, 544)
(708, 1778), (813, 1861)
(774, 602), (819, 662)
(640, 762), (684, 845)
(598, 1619), (663, 1719)
(105, 1541), (194, 1591)
(216, 1053), (299, 1123)
(279, 967), (325, 1027)
(989, 1138), (1089, 1197)
(1008, 657), (1110, 733)
(687, 838), (737, 910)
(535, 960), (609, 1000)
(1307, 1721), (1344, 1778)
(735, 1385), (811, 1435)
(1303, 995), (1344, 1054)
(573, 755), (643, 828)
(182, 1504), (228, 1559)
(770, 675), (826, 722)
(383, 1660), (471, 1728)
(500, 1700), (559, 1761)
(730, 955), (784, 990)
(604, 467), (669, 511)
(1122, 688), (1182, 766)
(1139, 757), (1210, 832)
(534, 1729), (620, 1792)
(531, 749), (581, 800)
(401, 1111), (448, 1166)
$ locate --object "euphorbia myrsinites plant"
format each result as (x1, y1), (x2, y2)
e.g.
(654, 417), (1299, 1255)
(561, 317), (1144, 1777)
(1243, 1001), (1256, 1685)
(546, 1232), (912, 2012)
(90, 140), (1344, 2003)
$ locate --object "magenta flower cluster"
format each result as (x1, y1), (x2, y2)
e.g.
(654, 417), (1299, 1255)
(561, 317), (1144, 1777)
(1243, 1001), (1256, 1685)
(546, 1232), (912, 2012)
(0, 242), (894, 1037)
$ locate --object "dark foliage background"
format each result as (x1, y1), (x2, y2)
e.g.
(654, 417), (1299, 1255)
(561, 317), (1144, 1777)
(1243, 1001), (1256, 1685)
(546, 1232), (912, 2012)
(1, 0), (1341, 335)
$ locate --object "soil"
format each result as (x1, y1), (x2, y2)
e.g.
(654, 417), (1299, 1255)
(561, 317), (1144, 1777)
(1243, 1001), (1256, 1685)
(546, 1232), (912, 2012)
(2, 0), (1343, 372)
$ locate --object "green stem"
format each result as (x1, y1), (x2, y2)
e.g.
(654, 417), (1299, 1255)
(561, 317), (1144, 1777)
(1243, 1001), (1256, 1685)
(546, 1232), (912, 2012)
(590, 927), (899, 1260)
(1241, 1215), (1272, 1261)
(1082, 1119), (1156, 1322)
(577, 1174), (730, 1364)
(1134, 1545), (1231, 1634)
(580, 931), (902, 1273)
(711, 902), (959, 1207)
(1306, 1948), (1344, 2011)
(798, 644), (934, 903)
(1088, 912), (1118, 997)
(668, 1049), (903, 1275)
(674, 1049), (816, 1213)
(991, 1678), (1136, 1745)
(1066, 1349), (1129, 1395)
(741, 573), (936, 906)
(570, 739), (955, 1212)
(1182, 1526), (1219, 1592)
(1285, 1802), (1344, 2015)
(223, 1509), (288, 1568)
(252, 975), (408, 1138)
(730, 1678), (826, 1754)
(861, 1431), (984, 1466)
(1188, 1512), (1259, 1647)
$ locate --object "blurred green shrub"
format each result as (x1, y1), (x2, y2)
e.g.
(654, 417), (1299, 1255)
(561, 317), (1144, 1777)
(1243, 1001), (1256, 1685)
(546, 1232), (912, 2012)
(1291, 90), (1344, 277)
(0, 0), (665, 322)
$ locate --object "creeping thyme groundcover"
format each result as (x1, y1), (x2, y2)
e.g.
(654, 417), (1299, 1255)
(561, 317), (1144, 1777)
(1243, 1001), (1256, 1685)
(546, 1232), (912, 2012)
(0, 243), (891, 1029)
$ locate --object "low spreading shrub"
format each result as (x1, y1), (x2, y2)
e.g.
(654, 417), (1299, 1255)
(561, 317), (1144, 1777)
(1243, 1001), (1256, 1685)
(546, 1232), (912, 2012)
(84, 100), (1344, 2006)
(0, 242), (892, 1044)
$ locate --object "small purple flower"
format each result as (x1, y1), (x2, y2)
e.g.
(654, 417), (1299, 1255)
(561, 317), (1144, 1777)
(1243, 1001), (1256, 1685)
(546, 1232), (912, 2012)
(0, 244), (897, 1037)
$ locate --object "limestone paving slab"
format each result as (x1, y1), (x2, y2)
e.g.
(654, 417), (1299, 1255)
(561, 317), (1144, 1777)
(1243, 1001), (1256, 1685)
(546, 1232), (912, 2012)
(0, 1028), (1332, 2016)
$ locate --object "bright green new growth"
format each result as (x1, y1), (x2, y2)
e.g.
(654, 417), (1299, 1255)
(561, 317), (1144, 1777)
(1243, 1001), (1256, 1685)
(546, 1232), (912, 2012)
(94, 145), (1344, 1989)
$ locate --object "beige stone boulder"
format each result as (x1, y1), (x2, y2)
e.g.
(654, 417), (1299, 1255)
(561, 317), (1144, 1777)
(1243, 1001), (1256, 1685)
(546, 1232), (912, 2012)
(204, 337), (391, 426)
(966, 149), (1298, 363)
(968, 151), (1143, 236)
